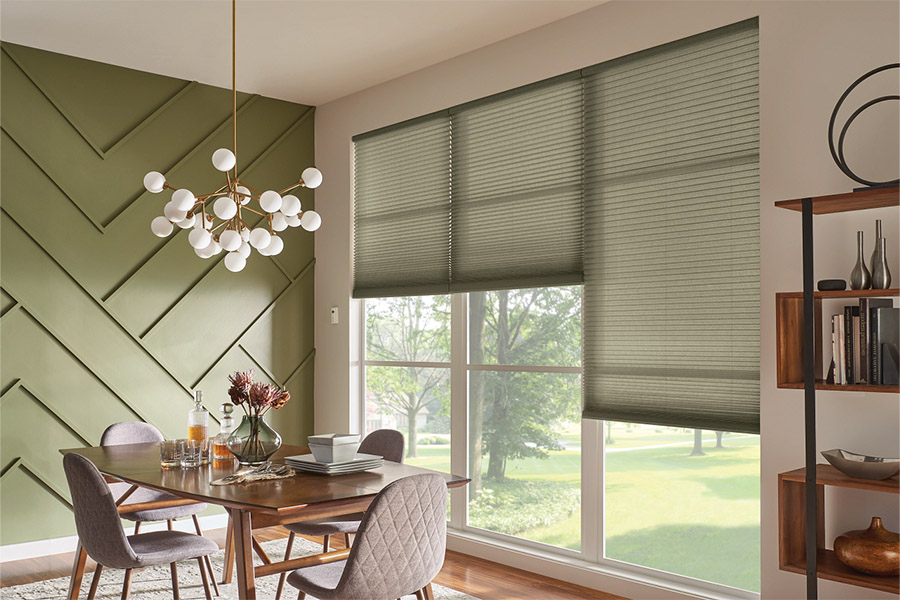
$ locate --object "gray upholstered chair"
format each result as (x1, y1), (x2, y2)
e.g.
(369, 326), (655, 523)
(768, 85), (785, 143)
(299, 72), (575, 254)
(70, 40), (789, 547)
(100, 422), (218, 596)
(63, 453), (218, 600)
(275, 429), (404, 600)
(286, 472), (447, 600)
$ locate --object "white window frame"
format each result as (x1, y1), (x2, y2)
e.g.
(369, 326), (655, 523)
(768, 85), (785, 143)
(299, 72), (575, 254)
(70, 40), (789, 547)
(357, 293), (759, 600)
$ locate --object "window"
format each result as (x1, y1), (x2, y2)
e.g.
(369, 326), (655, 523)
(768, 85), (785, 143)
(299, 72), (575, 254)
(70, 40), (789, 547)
(466, 287), (582, 550)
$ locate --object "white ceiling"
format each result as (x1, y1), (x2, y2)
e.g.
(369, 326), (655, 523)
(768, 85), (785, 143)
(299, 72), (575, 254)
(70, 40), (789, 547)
(0, 0), (603, 106)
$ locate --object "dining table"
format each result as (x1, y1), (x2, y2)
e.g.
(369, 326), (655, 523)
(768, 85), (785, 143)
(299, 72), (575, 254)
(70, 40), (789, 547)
(60, 443), (469, 600)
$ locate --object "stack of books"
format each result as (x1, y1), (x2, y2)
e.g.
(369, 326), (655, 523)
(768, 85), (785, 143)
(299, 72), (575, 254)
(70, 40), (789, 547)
(285, 453), (384, 475)
(830, 299), (899, 385)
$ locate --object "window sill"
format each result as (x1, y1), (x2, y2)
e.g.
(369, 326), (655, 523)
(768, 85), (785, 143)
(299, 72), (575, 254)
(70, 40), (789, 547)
(446, 528), (760, 600)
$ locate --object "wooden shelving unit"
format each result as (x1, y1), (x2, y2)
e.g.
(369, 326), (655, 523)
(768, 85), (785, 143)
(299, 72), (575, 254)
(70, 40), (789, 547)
(775, 185), (899, 598)
(775, 288), (900, 393)
(778, 465), (899, 594)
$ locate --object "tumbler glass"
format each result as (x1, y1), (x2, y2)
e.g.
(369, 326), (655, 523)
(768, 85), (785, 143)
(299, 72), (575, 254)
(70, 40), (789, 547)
(179, 439), (201, 468)
(160, 440), (180, 469)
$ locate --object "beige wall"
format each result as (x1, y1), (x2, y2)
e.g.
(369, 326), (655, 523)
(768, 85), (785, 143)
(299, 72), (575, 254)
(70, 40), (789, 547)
(314, 2), (900, 598)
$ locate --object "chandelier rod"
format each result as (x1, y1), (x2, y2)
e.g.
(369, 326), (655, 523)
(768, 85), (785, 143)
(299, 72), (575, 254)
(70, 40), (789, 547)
(232, 0), (237, 178)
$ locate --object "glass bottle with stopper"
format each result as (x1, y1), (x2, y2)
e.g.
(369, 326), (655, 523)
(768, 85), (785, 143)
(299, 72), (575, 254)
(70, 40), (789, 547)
(188, 390), (209, 442)
(213, 403), (237, 461)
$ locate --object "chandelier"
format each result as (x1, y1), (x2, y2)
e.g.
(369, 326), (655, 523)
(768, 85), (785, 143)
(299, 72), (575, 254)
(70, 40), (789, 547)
(144, 0), (322, 273)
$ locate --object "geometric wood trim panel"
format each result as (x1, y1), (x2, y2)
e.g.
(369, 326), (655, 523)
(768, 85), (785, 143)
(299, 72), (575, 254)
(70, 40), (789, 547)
(0, 42), (316, 545)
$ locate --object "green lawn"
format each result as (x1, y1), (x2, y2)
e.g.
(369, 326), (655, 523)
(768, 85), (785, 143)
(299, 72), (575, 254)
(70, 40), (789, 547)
(405, 429), (760, 593)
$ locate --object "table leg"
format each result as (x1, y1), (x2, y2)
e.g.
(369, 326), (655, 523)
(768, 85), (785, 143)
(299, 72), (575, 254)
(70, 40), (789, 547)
(222, 513), (235, 584)
(230, 508), (256, 600)
(67, 542), (87, 600)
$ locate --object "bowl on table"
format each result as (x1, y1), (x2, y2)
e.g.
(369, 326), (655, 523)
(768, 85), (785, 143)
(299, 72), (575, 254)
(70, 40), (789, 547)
(308, 433), (361, 463)
(821, 449), (900, 480)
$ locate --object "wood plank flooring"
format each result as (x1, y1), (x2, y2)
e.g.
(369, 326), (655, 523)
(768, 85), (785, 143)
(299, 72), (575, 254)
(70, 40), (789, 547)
(1, 526), (625, 599)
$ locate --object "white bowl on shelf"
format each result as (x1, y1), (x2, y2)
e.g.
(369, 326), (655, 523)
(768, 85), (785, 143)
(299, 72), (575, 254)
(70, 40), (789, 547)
(309, 442), (360, 463)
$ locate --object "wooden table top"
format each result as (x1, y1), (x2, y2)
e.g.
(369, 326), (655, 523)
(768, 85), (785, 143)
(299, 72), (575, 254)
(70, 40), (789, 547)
(61, 443), (469, 516)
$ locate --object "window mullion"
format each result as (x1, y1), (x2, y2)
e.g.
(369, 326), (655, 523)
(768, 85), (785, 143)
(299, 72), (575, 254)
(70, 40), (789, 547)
(449, 293), (468, 530)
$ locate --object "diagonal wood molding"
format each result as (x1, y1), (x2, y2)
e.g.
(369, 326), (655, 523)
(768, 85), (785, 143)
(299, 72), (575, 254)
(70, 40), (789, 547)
(0, 43), (317, 546)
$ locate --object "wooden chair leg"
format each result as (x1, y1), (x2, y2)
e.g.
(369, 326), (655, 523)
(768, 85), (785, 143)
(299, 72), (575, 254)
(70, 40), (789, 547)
(275, 532), (295, 600)
(167, 519), (174, 531)
(121, 568), (133, 600)
(197, 557), (213, 600)
(222, 514), (234, 584)
(322, 534), (330, 553)
(343, 533), (351, 548)
(87, 564), (103, 600)
(133, 521), (141, 535)
(67, 542), (88, 600)
(423, 582), (435, 600)
(191, 514), (220, 596)
(414, 590), (425, 600)
(297, 591), (305, 600)
(169, 562), (180, 600)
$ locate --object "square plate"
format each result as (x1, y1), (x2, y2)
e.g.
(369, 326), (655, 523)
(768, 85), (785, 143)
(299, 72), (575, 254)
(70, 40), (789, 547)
(285, 452), (383, 467)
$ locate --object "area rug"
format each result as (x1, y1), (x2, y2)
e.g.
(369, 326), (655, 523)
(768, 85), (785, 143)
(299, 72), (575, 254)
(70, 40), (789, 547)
(2, 536), (480, 600)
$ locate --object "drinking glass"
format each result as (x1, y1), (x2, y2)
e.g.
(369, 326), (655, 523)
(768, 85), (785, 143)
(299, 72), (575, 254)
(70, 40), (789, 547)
(179, 439), (202, 468)
(199, 437), (211, 465)
(160, 440), (180, 469)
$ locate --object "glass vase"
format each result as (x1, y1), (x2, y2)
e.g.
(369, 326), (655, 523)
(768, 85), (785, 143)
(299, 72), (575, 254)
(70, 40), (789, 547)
(226, 415), (282, 466)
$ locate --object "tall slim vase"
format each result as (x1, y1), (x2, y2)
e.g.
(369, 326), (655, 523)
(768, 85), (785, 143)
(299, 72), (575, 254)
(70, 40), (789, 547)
(871, 237), (892, 289)
(849, 231), (871, 290)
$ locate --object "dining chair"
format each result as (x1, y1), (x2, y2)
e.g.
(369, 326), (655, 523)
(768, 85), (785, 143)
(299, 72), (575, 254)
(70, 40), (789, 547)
(100, 422), (219, 596)
(274, 429), (404, 600)
(285, 472), (447, 600)
(63, 452), (219, 600)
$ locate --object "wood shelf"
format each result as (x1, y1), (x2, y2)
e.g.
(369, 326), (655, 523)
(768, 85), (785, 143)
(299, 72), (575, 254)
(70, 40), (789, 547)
(779, 466), (899, 594)
(775, 186), (899, 214)
(777, 289), (900, 300)
(781, 549), (899, 595)
(777, 381), (900, 393)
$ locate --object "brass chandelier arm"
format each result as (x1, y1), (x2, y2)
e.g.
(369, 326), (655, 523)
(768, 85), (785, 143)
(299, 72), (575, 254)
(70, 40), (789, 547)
(277, 180), (307, 195)
(232, 0), (238, 180)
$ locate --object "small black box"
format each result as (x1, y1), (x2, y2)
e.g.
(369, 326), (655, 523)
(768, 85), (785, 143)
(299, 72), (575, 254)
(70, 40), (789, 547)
(817, 279), (847, 291)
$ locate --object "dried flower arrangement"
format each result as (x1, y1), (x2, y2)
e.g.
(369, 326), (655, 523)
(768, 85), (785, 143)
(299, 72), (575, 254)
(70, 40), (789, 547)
(227, 369), (289, 461)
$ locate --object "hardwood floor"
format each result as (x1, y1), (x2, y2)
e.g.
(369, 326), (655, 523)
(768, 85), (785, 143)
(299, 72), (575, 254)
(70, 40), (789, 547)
(0, 526), (625, 599)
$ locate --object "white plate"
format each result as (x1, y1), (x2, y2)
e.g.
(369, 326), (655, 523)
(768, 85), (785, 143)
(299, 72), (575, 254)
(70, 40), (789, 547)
(285, 453), (383, 467)
(287, 460), (383, 472)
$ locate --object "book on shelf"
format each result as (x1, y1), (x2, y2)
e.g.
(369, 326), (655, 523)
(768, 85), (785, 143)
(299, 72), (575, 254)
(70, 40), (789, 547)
(873, 307), (899, 385)
(830, 300), (897, 386)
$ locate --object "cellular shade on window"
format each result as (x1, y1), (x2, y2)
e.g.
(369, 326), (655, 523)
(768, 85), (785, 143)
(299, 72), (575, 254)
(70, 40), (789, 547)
(353, 116), (451, 298)
(582, 20), (760, 433)
(450, 76), (584, 292)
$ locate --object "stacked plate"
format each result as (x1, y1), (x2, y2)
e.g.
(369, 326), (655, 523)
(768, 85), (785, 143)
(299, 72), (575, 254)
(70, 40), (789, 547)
(286, 452), (384, 475)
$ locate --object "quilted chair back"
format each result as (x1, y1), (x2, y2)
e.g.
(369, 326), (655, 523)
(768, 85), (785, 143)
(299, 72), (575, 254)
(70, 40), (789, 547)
(358, 429), (405, 463)
(63, 453), (138, 569)
(336, 473), (446, 599)
(100, 421), (165, 446)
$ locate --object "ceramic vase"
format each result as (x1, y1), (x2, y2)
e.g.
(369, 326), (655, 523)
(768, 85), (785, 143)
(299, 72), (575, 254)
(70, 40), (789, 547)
(872, 237), (892, 289)
(849, 231), (871, 290)
(834, 516), (900, 576)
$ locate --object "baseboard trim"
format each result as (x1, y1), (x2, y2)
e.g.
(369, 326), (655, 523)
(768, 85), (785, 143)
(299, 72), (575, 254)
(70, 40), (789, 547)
(0, 514), (230, 563)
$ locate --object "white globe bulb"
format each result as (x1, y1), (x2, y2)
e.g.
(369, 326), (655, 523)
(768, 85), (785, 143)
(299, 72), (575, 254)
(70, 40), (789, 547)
(151, 216), (173, 237)
(301, 167), (323, 189)
(237, 241), (251, 259)
(219, 229), (242, 252)
(259, 190), (282, 213)
(265, 236), (284, 256)
(195, 244), (214, 259)
(257, 242), (272, 256)
(249, 227), (271, 250)
(285, 214), (301, 228)
(280, 194), (301, 217)
(212, 148), (236, 172)
(213, 196), (238, 220)
(271, 212), (288, 232)
(240, 226), (251, 241)
(163, 201), (187, 223)
(194, 214), (212, 230)
(224, 252), (246, 272)
(300, 210), (322, 231)
(143, 171), (166, 193)
(210, 240), (223, 255)
(171, 188), (195, 211)
(236, 185), (252, 205)
(176, 214), (196, 229)
(188, 228), (211, 249)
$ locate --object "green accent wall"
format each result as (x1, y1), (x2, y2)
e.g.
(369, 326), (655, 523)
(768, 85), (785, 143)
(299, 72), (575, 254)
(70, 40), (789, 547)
(0, 43), (316, 545)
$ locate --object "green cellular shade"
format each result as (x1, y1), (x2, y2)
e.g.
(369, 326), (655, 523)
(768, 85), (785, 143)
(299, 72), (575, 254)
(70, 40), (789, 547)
(582, 19), (760, 433)
(450, 77), (584, 292)
(353, 116), (451, 298)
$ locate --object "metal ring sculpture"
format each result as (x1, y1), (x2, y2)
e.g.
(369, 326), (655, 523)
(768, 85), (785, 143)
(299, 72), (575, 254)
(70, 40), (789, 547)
(828, 63), (900, 187)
